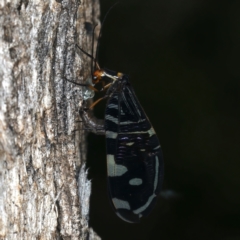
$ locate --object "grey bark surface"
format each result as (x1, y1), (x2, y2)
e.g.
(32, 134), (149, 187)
(0, 0), (100, 239)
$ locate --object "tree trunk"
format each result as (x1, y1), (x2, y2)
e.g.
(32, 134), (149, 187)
(0, 0), (100, 239)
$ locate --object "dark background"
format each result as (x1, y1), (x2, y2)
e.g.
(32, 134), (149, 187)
(86, 0), (240, 239)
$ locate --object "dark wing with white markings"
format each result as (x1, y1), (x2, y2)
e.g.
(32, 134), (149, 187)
(105, 75), (164, 223)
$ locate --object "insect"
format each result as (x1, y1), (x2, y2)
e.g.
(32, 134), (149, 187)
(68, 7), (164, 222)
(80, 66), (164, 223)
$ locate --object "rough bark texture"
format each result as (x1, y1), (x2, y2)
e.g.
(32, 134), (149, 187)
(0, 0), (100, 239)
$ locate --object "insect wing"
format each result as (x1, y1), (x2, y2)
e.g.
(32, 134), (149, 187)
(105, 78), (164, 223)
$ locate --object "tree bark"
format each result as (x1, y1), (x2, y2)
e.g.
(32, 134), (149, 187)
(0, 0), (100, 239)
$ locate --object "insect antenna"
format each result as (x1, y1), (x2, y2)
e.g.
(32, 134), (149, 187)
(77, 2), (120, 73)
(76, 21), (100, 76)
(91, 24), (99, 73)
(94, 2), (119, 70)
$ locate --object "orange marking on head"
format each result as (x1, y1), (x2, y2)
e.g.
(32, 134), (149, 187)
(117, 72), (123, 78)
(93, 69), (104, 84)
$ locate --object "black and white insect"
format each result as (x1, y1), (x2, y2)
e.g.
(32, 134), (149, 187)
(80, 66), (164, 223)
(69, 9), (164, 222)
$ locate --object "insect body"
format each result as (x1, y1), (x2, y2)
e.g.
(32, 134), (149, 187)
(81, 68), (164, 223)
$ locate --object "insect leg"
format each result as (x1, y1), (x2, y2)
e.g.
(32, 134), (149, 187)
(88, 95), (109, 110)
(64, 77), (99, 92)
(101, 82), (112, 91)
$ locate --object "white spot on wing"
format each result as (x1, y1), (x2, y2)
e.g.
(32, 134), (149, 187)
(154, 145), (161, 150)
(107, 155), (128, 177)
(120, 120), (134, 125)
(106, 131), (118, 139)
(106, 115), (118, 124)
(116, 212), (136, 223)
(108, 103), (118, 109)
(133, 194), (156, 214)
(148, 127), (156, 137)
(154, 156), (159, 191)
(129, 178), (143, 186)
(120, 119), (146, 125)
(118, 127), (156, 136)
(112, 198), (131, 210)
(132, 156), (159, 215)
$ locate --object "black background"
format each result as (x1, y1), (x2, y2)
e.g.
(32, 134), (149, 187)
(86, 0), (240, 239)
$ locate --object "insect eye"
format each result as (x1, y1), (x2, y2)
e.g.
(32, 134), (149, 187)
(93, 70), (104, 84)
